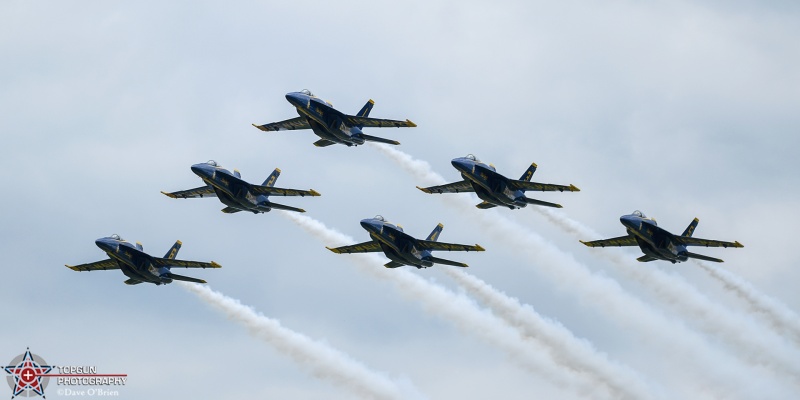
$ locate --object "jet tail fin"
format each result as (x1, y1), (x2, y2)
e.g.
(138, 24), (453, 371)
(430, 257), (469, 268)
(685, 252), (724, 263)
(520, 163), (538, 181)
(163, 240), (182, 259)
(682, 218), (699, 237)
(164, 272), (207, 284)
(426, 223), (444, 241)
(355, 99), (375, 122)
(524, 197), (563, 208)
(361, 134), (400, 145)
(262, 168), (281, 187)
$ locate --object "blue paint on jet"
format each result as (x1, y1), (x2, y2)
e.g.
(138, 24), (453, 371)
(581, 210), (744, 263)
(418, 154), (580, 209)
(162, 160), (320, 214)
(326, 215), (484, 269)
(66, 234), (220, 285)
(253, 90), (416, 147)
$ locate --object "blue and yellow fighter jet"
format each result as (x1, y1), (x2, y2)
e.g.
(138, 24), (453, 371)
(252, 89), (417, 147)
(417, 154), (580, 209)
(162, 160), (320, 214)
(580, 210), (744, 263)
(66, 234), (221, 285)
(326, 215), (485, 268)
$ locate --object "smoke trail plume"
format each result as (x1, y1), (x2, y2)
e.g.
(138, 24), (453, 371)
(180, 282), (419, 400)
(372, 144), (795, 398)
(695, 261), (800, 346)
(441, 267), (658, 400)
(281, 212), (615, 399)
(533, 208), (800, 380)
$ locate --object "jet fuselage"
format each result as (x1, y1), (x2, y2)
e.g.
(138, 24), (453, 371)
(620, 214), (689, 263)
(94, 237), (173, 285)
(451, 157), (527, 209)
(285, 92), (366, 146)
(191, 163), (273, 213)
(359, 218), (434, 268)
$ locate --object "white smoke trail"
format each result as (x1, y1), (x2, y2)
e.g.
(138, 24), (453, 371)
(694, 261), (800, 346)
(280, 211), (616, 400)
(533, 208), (800, 380)
(441, 267), (659, 400)
(180, 282), (420, 400)
(372, 143), (795, 398)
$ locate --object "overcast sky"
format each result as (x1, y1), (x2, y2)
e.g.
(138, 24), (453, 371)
(2, 1), (799, 399)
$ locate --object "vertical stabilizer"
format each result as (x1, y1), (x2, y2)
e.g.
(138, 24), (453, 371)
(262, 168), (281, 187)
(682, 218), (699, 237)
(426, 223), (444, 241)
(520, 163), (538, 182)
(354, 99), (375, 129)
(164, 240), (182, 259)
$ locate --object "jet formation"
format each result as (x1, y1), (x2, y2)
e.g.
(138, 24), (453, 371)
(418, 154), (580, 209)
(162, 160), (320, 214)
(327, 216), (485, 268)
(66, 234), (220, 285)
(580, 210), (743, 263)
(253, 90), (416, 147)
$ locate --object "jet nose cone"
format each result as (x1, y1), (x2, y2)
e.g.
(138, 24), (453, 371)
(95, 238), (116, 252)
(191, 163), (213, 178)
(620, 215), (638, 229)
(451, 158), (472, 173)
(286, 92), (305, 108)
(360, 219), (381, 233)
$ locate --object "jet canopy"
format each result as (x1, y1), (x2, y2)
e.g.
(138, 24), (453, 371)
(374, 215), (385, 222)
(110, 234), (122, 240)
(632, 210), (657, 225)
(300, 89), (315, 97)
(206, 160), (218, 167)
(465, 154), (480, 162)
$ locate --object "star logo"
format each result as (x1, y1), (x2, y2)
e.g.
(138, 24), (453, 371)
(4, 348), (52, 399)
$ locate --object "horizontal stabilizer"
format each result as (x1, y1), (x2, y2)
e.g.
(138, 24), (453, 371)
(221, 206), (243, 214)
(313, 139), (337, 147)
(637, 255), (657, 262)
(384, 261), (404, 268)
(524, 197), (563, 208)
(361, 134), (400, 145)
(430, 257), (468, 268)
(124, 279), (143, 285)
(264, 202), (306, 213)
(686, 252), (724, 263)
(164, 273), (207, 284)
(476, 201), (498, 209)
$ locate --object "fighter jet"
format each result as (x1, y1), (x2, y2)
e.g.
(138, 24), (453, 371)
(580, 210), (744, 263)
(253, 89), (417, 147)
(417, 154), (580, 209)
(66, 234), (221, 285)
(162, 160), (320, 214)
(326, 215), (485, 268)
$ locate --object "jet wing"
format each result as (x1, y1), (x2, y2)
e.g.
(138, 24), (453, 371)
(673, 237), (744, 248)
(417, 241), (485, 252)
(580, 235), (638, 247)
(66, 259), (119, 272)
(508, 180), (580, 192)
(153, 258), (222, 269)
(326, 241), (382, 254)
(345, 116), (417, 128)
(251, 186), (321, 197)
(253, 117), (311, 131)
(416, 181), (474, 194)
(161, 186), (216, 199)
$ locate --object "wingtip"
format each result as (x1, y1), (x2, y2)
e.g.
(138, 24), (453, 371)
(298, 208), (307, 213)
(309, 189), (321, 196)
(569, 184), (580, 192)
(554, 203), (564, 208)
(406, 119), (417, 127)
(579, 240), (591, 247)
(475, 244), (486, 252)
(252, 123), (266, 131)
(734, 241), (744, 248)
(325, 246), (341, 254)
(161, 191), (177, 198)
(416, 186), (432, 194)
(210, 261), (222, 268)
